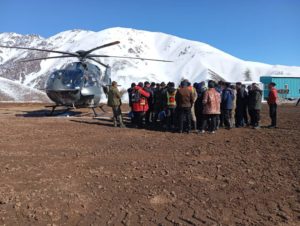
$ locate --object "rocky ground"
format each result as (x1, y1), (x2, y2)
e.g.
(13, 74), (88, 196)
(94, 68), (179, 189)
(0, 103), (299, 225)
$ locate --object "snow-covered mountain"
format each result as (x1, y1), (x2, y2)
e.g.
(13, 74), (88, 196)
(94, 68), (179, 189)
(0, 27), (299, 102)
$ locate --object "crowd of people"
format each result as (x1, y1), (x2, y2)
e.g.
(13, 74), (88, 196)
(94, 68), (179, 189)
(107, 79), (278, 133)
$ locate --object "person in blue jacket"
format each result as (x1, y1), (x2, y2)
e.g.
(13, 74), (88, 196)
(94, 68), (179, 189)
(221, 82), (235, 129)
(215, 81), (224, 128)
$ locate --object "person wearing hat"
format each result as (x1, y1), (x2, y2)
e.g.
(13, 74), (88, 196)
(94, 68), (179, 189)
(107, 81), (125, 128)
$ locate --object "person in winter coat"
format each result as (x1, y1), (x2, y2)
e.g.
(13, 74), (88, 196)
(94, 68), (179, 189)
(164, 82), (177, 130)
(221, 82), (235, 129)
(235, 82), (248, 127)
(190, 83), (198, 131)
(144, 81), (154, 125)
(216, 81), (224, 128)
(153, 82), (166, 124)
(175, 80), (195, 133)
(107, 81), (125, 128)
(127, 83), (136, 109)
(230, 85), (237, 127)
(152, 83), (161, 123)
(149, 82), (156, 122)
(201, 80), (221, 134)
(194, 82), (207, 130)
(131, 82), (150, 128)
(248, 83), (262, 129)
(242, 84), (249, 125)
(267, 82), (278, 128)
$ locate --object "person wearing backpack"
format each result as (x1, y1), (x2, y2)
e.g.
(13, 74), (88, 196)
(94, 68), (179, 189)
(164, 82), (177, 130)
(131, 82), (150, 128)
(127, 83), (136, 109)
(107, 81), (125, 128)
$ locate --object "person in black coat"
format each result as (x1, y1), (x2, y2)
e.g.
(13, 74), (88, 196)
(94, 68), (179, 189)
(235, 82), (248, 127)
(127, 83), (136, 109)
(194, 82), (207, 130)
(143, 81), (154, 125)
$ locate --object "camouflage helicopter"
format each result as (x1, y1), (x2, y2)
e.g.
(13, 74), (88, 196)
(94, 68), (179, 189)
(0, 42), (171, 116)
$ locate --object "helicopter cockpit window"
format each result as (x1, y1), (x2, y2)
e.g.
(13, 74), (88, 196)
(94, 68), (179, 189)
(83, 63), (101, 88)
(62, 72), (81, 87)
(83, 72), (98, 87)
(52, 70), (83, 89)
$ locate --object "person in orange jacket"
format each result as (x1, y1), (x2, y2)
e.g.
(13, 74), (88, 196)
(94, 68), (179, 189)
(131, 82), (150, 128)
(267, 82), (278, 128)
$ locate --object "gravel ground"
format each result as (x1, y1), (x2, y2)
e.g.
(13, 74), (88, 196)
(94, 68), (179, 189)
(0, 103), (299, 225)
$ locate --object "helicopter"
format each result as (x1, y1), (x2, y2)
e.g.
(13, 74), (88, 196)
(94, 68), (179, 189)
(0, 41), (171, 116)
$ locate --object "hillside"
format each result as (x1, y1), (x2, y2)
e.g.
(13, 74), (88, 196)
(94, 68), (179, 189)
(0, 77), (49, 102)
(0, 27), (299, 101)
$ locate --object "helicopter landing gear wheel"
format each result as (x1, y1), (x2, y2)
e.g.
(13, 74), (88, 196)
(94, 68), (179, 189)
(88, 104), (106, 117)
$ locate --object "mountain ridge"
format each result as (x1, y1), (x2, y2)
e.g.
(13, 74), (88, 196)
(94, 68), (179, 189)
(0, 27), (299, 102)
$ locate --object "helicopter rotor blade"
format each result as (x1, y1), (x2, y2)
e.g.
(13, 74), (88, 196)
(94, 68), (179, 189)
(89, 54), (173, 62)
(18, 55), (77, 63)
(87, 57), (109, 68)
(85, 41), (120, 55)
(0, 45), (78, 57)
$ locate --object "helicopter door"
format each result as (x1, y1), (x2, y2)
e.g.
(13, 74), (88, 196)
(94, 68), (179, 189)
(81, 71), (99, 96)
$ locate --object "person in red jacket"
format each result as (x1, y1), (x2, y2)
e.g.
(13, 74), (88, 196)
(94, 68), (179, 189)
(131, 82), (150, 128)
(267, 82), (278, 128)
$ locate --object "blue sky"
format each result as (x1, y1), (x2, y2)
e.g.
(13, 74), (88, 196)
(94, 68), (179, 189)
(1, 0), (299, 66)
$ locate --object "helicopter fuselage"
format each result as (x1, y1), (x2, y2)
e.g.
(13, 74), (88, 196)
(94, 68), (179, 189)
(45, 62), (104, 107)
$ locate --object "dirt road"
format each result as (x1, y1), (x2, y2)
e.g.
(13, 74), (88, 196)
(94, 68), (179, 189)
(0, 103), (299, 225)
